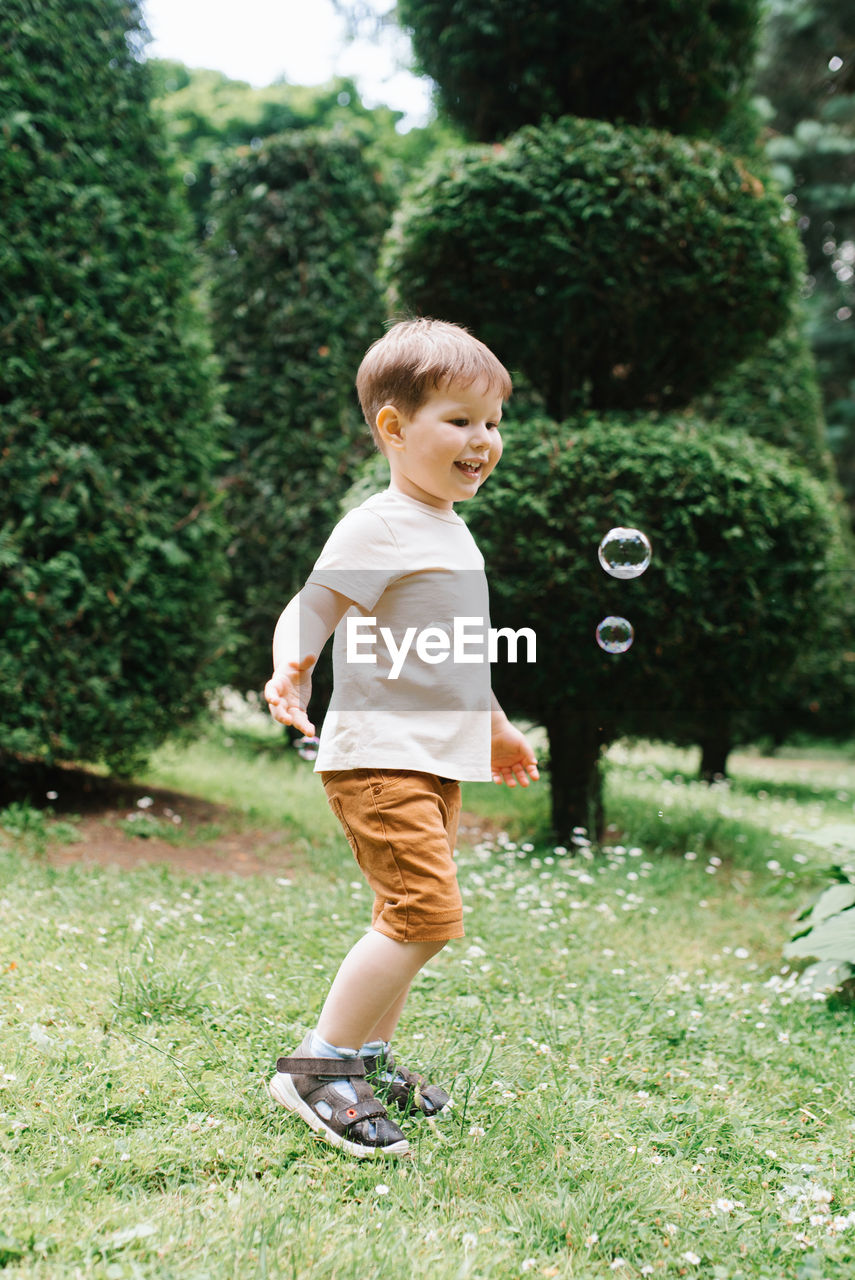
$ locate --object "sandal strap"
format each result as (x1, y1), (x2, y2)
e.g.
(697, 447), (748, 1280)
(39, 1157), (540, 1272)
(280, 1062), (393, 1127)
(364, 1051), (427, 1089)
(275, 1055), (366, 1077)
(329, 1096), (388, 1126)
(364, 1050), (450, 1115)
(389, 1061), (425, 1088)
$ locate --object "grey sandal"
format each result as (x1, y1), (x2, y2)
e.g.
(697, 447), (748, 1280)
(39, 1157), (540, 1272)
(362, 1048), (451, 1117)
(269, 1053), (409, 1158)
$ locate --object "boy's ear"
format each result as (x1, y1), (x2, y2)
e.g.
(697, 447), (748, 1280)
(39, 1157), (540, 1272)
(375, 404), (405, 451)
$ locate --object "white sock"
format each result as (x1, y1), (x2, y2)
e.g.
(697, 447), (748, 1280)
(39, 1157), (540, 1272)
(358, 1039), (387, 1058)
(308, 1031), (359, 1106)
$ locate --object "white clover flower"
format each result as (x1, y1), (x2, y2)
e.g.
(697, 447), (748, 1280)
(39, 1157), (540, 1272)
(682, 1251), (701, 1265)
(521, 1261), (537, 1273)
(375, 1184), (390, 1195)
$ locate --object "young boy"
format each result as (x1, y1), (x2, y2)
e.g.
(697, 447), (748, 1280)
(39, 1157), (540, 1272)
(264, 318), (538, 1158)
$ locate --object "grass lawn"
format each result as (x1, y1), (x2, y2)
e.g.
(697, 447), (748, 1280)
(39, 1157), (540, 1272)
(1, 727), (854, 1279)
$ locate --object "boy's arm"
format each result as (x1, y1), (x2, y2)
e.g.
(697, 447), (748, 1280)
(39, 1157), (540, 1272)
(490, 692), (539, 788)
(264, 582), (354, 736)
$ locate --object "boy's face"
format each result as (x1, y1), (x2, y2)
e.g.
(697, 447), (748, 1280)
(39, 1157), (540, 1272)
(377, 379), (504, 511)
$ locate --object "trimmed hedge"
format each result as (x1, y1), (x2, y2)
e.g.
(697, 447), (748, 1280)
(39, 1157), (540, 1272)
(397, 0), (761, 142)
(0, 0), (226, 772)
(467, 412), (851, 836)
(691, 303), (832, 477)
(206, 130), (390, 693)
(386, 117), (802, 418)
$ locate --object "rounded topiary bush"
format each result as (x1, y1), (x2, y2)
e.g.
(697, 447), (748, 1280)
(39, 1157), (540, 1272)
(690, 303), (832, 477)
(386, 117), (802, 417)
(0, 0), (226, 773)
(466, 410), (849, 835)
(397, 0), (761, 142)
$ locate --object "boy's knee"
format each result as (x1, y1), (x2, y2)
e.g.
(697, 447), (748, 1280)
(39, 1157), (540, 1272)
(422, 937), (450, 959)
(400, 936), (450, 960)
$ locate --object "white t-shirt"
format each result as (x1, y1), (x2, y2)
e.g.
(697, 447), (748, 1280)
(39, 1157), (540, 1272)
(307, 487), (493, 781)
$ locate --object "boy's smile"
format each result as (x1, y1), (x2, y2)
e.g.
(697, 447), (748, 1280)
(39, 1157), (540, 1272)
(377, 380), (504, 511)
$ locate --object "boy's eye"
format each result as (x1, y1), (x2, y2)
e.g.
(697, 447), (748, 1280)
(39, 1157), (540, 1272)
(447, 417), (501, 428)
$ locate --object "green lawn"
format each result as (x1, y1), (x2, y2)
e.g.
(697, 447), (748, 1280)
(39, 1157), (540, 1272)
(1, 729), (854, 1278)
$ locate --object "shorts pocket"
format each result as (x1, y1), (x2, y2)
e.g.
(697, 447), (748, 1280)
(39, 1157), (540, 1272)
(327, 794), (360, 859)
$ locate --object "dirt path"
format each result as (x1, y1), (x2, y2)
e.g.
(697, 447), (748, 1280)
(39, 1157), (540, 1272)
(26, 766), (496, 877)
(42, 780), (300, 877)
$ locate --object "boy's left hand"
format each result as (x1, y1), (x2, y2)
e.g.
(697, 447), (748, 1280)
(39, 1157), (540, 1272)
(491, 723), (539, 788)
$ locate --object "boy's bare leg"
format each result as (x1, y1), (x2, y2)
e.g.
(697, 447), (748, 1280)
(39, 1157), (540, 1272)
(368, 981), (412, 1045)
(314, 931), (446, 1050)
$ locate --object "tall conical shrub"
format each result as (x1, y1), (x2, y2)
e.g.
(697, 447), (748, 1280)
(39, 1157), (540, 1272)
(0, 0), (226, 773)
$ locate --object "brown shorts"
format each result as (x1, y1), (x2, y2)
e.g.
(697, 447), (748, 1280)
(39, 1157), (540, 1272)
(320, 769), (463, 943)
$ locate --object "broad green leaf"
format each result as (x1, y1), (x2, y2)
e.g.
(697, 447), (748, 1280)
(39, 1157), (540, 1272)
(784, 909), (855, 963)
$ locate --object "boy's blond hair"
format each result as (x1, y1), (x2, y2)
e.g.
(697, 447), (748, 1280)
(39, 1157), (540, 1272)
(356, 318), (512, 448)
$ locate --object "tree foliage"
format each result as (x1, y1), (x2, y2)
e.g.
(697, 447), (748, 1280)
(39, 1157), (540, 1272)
(386, 117), (802, 419)
(397, 0), (762, 142)
(388, 0), (854, 835)
(689, 301), (831, 476)
(151, 61), (460, 238)
(206, 130), (390, 693)
(755, 0), (855, 518)
(0, 0), (226, 773)
(468, 413), (853, 834)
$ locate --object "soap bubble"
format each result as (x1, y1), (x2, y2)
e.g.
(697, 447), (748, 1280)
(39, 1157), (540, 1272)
(598, 527), (652, 579)
(296, 735), (320, 761)
(596, 616), (634, 654)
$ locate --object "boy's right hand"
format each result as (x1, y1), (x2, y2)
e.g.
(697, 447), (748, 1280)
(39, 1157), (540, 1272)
(264, 656), (316, 737)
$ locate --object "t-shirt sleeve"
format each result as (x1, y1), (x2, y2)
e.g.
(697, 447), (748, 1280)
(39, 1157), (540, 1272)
(306, 507), (401, 612)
